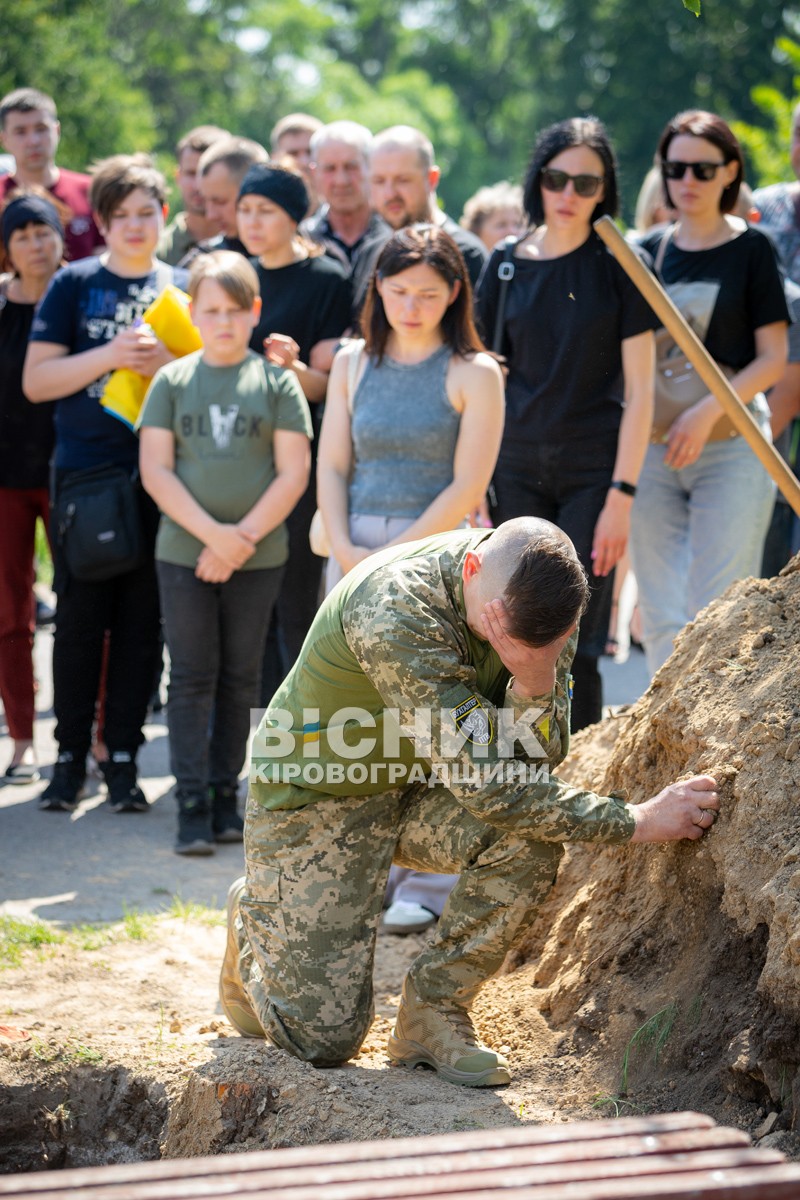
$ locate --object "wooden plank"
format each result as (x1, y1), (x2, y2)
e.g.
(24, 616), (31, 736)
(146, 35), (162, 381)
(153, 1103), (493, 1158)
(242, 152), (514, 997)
(5, 1111), (800, 1200)
(0, 1130), (766, 1200)
(6, 1157), (800, 1200)
(14, 1149), (799, 1200)
(0, 1112), (717, 1195)
(440, 1165), (800, 1200)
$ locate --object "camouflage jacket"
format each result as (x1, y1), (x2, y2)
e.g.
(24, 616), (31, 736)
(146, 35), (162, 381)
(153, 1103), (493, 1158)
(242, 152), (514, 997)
(250, 529), (635, 844)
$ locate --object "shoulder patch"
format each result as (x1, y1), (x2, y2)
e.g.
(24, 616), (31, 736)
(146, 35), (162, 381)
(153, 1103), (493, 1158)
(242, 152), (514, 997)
(451, 695), (493, 746)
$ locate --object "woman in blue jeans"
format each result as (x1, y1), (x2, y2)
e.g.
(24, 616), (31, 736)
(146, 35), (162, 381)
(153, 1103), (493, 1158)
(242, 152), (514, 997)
(632, 111), (789, 674)
(476, 117), (656, 729)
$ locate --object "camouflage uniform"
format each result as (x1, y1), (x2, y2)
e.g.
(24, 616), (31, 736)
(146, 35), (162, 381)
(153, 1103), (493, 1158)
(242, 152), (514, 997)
(239, 529), (635, 1065)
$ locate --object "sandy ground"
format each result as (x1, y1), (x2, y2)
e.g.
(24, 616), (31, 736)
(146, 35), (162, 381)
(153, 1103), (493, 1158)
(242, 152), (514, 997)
(2, 579), (799, 1172)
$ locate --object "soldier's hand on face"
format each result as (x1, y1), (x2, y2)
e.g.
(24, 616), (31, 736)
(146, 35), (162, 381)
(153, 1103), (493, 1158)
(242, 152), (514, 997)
(481, 598), (575, 698)
(629, 775), (719, 843)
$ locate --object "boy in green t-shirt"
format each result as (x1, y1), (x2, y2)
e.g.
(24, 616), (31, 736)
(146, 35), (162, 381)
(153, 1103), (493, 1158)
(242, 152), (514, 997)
(139, 251), (312, 854)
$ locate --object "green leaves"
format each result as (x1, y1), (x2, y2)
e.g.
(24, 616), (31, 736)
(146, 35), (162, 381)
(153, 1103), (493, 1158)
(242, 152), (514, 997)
(0, 0), (794, 223)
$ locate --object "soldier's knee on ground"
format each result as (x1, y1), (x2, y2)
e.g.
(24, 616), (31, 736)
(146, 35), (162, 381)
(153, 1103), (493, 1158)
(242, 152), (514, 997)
(260, 1004), (372, 1067)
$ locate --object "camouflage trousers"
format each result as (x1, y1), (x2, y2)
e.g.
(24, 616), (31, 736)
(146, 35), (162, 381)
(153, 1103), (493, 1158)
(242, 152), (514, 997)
(237, 783), (563, 1066)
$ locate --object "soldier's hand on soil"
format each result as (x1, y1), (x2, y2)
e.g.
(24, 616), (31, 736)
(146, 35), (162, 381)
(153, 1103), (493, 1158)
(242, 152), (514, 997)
(629, 775), (719, 843)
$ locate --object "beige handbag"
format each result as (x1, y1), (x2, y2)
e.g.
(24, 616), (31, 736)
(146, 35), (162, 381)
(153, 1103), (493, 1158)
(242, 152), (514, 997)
(651, 228), (738, 444)
(308, 508), (330, 558)
(309, 340), (365, 558)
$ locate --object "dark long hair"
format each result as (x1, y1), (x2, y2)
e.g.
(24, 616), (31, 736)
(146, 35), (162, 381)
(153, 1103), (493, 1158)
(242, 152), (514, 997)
(522, 116), (619, 226)
(657, 110), (743, 215)
(362, 224), (485, 363)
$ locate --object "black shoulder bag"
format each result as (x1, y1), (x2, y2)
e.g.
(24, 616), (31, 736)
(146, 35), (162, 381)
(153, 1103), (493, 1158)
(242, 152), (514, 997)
(53, 464), (144, 582)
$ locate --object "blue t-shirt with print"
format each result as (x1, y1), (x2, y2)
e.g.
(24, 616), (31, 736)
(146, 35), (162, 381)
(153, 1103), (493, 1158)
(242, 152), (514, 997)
(30, 257), (187, 470)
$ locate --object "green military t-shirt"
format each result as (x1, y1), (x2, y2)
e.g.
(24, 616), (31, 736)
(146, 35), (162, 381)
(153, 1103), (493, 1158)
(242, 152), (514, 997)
(139, 350), (312, 570)
(250, 528), (635, 846)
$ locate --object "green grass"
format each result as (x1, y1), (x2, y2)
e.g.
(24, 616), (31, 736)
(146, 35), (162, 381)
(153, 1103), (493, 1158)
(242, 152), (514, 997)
(592, 1093), (640, 1118)
(71, 924), (113, 952)
(1, 894), (225, 968)
(620, 1002), (678, 1094)
(0, 917), (64, 968)
(166, 895), (225, 925)
(70, 1041), (103, 1064)
(34, 518), (53, 587)
(686, 994), (704, 1026)
(121, 906), (159, 941)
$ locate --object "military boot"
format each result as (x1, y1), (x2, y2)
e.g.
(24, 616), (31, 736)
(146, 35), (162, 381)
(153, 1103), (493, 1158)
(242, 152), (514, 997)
(387, 976), (511, 1087)
(219, 877), (264, 1037)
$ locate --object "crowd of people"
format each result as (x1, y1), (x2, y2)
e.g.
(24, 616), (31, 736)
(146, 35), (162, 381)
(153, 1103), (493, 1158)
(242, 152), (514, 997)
(1, 85), (798, 890)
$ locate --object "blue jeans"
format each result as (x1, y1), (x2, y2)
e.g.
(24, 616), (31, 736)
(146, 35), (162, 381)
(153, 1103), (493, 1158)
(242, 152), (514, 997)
(157, 561), (284, 795)
(630, 436), (775, 675)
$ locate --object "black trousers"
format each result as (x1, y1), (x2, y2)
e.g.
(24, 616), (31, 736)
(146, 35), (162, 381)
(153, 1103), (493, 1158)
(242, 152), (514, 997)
(491, 437), (617, 731)
(51, 480), (162, 762)
(157, 561), (283, 795)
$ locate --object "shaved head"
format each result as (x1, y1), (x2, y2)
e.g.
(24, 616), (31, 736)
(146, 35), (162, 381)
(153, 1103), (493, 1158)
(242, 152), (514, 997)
(469, 518), (588, 647)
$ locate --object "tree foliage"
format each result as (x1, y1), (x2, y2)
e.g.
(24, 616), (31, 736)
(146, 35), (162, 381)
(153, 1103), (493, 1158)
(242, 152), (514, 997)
(0, 0), (795, 219)
(732, 36), (800, 186)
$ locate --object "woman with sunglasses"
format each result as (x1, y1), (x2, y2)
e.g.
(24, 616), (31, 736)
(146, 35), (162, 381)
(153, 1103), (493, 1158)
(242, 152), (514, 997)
(476, 117), (656, 729)
(630, 110), (789, 674)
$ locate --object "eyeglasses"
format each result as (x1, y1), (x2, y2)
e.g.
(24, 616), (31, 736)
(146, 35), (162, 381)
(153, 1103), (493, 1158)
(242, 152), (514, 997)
(662, 160), (726, 182)
(540, 168), (604, 198)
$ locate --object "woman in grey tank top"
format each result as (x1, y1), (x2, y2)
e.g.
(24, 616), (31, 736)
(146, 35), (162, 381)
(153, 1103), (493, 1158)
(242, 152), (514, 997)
(319, 225), (504, 590)
(318, 225), (504, 933)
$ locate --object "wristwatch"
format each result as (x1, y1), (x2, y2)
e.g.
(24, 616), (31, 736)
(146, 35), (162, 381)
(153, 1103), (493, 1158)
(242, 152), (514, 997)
(609, 480), (637, 497)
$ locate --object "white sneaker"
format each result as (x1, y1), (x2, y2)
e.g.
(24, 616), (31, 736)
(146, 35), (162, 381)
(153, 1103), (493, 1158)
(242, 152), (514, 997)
(382, 900), (436, 934)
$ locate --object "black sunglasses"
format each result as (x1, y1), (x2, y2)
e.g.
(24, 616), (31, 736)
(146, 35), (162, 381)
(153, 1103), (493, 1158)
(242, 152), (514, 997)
(540, 168), (604, 198)
(662, 160), (726, 182)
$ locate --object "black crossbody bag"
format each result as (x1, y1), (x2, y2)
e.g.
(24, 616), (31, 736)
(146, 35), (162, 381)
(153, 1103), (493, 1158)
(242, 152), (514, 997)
(52, 463), (144, 582)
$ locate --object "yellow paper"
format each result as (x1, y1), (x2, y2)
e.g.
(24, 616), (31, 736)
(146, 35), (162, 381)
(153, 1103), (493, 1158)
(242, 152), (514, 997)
(101, 284), (203, 429)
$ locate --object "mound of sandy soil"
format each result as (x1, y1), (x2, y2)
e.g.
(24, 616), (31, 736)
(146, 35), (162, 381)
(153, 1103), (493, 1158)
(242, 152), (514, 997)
(508, 556), (800, 1136)
(2, 563), (799, 1173)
